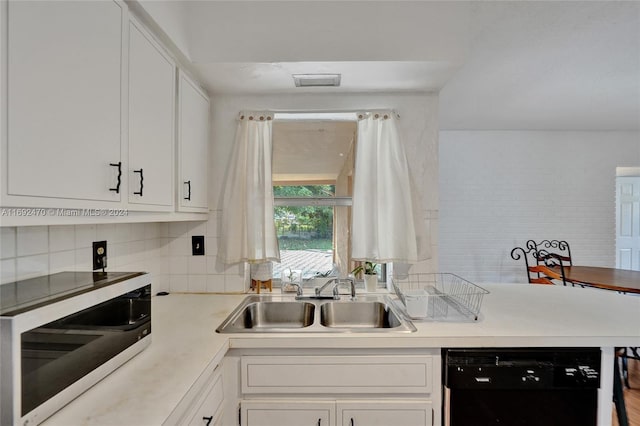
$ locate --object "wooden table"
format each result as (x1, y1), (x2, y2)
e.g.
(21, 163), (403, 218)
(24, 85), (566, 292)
(559, 266), (640, 294)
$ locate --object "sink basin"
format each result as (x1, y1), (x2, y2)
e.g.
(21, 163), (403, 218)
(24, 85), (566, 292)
(320, 301), (402, 328)
(216, 295), (415, 333)
(218, 300), (315, 332)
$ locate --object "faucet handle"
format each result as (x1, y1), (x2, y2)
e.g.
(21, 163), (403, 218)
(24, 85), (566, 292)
(332, 286), (341, 300)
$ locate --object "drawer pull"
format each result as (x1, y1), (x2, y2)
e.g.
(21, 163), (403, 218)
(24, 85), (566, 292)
(350, 418), (355, 426)
(184, 180), (191, 200)
(109, 162), (122, 193)
(133, 168), (144, 196)
(202, 415), (213, 426)
(317, 419), (322, 426)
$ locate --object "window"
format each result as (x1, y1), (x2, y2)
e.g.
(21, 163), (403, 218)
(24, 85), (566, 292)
(271, 116), (355, 282)
(273, 185), (338, 280)
(270, 114), (386, 286)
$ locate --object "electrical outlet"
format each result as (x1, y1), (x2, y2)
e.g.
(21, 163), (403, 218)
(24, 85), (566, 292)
(93, 241), (107, 270)
(192, 236), (205, 256)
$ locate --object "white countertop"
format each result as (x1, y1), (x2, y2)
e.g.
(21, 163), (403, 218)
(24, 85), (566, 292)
(44, 283), (640, 426)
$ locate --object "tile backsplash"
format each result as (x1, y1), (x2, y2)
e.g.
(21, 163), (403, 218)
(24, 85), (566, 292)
(0, 215), (247, 294)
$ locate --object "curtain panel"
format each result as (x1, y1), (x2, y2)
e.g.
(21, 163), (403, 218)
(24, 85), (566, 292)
(219, 112), (280, 264)
(351, 111), (426, 263)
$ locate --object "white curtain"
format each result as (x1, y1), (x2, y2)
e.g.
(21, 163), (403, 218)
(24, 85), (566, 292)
(220, 112), (280, 264)
(351, 111), (422, 263)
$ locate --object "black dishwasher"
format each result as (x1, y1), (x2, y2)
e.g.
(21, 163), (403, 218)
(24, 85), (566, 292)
(443, 348), (601, 426)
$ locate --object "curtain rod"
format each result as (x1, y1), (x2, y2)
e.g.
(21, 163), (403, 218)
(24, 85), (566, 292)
(270, 109), (400, 118)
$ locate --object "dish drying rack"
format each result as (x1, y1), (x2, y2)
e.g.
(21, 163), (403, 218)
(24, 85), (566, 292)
(392, 273), (489, 321)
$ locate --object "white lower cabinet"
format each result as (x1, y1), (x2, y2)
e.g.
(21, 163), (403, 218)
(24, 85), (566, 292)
(186, 374), (224, 426)
(241, 400), (432, 426)
(225, 350), (440, 426)
(164, 365), (224, 426)
(240, 355), (433, 394)
(241, 400), (335, 426)
(337, 401), (432, 426)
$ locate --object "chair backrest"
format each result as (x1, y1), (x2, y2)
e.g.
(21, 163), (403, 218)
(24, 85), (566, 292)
(531, 240), (573, 266)
(510, 240), (572, 285)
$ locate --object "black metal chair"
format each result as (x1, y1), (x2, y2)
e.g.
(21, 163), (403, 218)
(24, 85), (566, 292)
(620, 346), (640, 388)
(510, 240), (572, 285)
(614, 349), (630, 426)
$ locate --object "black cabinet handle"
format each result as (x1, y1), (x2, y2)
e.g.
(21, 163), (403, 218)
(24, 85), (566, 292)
(202, 416), (213, 426)
(350, 418), (354, 426)
(133, 169), (144, 196)
(317, 419), (321, 426)
(109, 162), (122, 193)
(184, 180), (191, 200)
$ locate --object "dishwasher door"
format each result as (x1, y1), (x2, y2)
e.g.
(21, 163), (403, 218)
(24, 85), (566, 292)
(443, 348), (601, 426)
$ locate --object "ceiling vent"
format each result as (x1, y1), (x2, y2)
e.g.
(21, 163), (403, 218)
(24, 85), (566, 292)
(293, 74), (341, 88)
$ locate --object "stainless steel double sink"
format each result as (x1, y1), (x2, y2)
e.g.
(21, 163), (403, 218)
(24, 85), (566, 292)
(216, 295), (415, 333)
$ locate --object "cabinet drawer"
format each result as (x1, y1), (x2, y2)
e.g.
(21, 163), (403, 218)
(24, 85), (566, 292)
(165, 366), (224, 426)
(241, 400), (335, 426)
(185, 373), (224, 426)
(241, 355), (433, 394)
(338, 400), (432, 426)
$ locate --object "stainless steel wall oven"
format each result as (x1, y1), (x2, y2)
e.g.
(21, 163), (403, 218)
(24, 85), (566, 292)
(1, 272), (151, 425)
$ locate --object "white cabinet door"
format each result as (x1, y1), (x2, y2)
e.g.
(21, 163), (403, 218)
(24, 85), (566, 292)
(337, 401), (432, 426)
(241, 355), (434, 394)
(178, 71), (209, 212)
(242, 400), (334, 426)
(128, 18), (175, 210)
(6, 1), (123, 205)
(186, 374), (224, 426)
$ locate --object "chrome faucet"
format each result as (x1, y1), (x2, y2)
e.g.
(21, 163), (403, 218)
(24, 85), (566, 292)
(315, 278), (339, 298)
(315, 277), (356, 300)
(332, 277), (356, 300)
(289, 283), (304, 297)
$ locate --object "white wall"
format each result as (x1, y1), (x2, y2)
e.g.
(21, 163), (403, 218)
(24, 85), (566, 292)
(0, 219), (243, 294)
(162, 219), (247, 293)
(439, 130), (640, 284)
(0, 223), (168, 289)
(206, 93), (440, 287)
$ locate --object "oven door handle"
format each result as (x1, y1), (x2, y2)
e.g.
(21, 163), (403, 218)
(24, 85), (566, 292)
(444, 386), (451, 426)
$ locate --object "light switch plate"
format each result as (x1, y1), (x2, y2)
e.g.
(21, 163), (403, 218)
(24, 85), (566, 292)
(192, 236), (205, 256)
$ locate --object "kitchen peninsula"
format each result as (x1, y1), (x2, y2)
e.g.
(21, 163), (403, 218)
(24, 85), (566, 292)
(42, 283), (640, 426)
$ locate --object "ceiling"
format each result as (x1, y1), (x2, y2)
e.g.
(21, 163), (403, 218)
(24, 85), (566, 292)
(272, 120), (355, 183)
(138, 1), (640, 130)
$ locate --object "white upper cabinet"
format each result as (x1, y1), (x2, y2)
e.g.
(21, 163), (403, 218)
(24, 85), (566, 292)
(5, 1), (124, 206)
(127, 18), (175, 210)
(178, 71), (210, 212)
(1, 1), (210, 223)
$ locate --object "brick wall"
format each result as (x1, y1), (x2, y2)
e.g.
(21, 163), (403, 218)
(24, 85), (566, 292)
(439, 130), (640, 284)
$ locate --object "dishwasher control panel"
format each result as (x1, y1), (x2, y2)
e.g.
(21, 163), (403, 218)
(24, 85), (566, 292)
(444, 347), (601, 390)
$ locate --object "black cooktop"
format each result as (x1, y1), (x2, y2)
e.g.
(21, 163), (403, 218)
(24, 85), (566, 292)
(0, 271), (145, 317)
